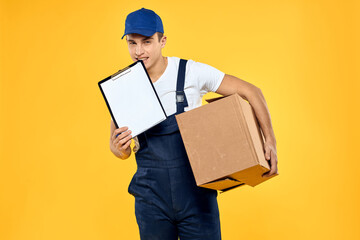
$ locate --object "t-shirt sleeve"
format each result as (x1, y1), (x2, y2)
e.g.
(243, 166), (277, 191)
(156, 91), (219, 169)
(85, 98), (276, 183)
(187, 60), (225, 94)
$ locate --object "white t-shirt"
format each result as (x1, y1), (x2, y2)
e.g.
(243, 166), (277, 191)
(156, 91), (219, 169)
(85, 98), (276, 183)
(153, 56), (225, 116)
(133, 56), (225, 152)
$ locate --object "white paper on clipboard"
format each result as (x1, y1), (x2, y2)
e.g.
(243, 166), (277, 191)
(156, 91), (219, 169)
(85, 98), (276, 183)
(98, 61), (167, 138)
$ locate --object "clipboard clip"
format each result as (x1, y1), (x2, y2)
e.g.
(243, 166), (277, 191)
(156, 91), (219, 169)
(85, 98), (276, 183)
(111, 66), (131, 81)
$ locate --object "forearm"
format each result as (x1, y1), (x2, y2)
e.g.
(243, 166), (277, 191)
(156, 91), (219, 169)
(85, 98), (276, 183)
(246, 87), (277, 145)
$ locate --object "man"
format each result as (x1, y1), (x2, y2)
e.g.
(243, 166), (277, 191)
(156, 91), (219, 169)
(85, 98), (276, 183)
(110, 7), (278, 240)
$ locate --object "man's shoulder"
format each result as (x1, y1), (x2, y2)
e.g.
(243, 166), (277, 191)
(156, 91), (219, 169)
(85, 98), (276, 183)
(167, 56), (208, 75)
(167, 56), (181, 64)
(167, 56), (196, 65)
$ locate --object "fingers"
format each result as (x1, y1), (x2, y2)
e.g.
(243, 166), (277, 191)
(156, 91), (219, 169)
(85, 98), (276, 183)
(115, 132), (133, 147)
(112, 127), (130, 141)
(262, 149), (278, 178)
(269, 150), (278, 175)
(111, 126), (132, 154)
(265, 147), (271, 160)
(122, 138), (132, 150)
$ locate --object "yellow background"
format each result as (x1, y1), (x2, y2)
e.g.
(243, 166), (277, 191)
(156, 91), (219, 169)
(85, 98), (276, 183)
(1, 0), (359, 239)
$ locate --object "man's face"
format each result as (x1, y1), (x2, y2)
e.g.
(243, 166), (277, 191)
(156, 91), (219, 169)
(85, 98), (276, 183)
(126, 33), (166, 70)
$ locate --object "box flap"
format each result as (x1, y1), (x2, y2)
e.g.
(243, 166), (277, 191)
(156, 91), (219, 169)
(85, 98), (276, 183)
(220, 184), (245, 193)
(229, 165), (276, 187)
(200, 177), (245, 192)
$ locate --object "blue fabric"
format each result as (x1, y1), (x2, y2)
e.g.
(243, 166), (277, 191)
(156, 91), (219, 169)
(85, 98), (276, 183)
(128, 59), (221, 240)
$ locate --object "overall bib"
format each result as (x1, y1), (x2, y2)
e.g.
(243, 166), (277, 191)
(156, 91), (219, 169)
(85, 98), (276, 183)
(128, 59), (221, 240)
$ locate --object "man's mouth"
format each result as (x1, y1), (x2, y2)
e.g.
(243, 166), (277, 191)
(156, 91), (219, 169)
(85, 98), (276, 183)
(136, 57), (149, 62)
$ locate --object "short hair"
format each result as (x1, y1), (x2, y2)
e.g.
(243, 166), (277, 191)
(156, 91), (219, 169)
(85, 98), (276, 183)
(125, 32), (163, 42)
(157, 32), (163, 42)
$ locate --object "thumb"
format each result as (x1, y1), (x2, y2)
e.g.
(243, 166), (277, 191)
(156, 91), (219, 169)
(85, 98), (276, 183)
(265, 149), (271, 160)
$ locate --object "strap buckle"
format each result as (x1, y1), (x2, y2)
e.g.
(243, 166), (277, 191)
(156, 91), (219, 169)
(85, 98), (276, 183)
(176, 91), (185, 103)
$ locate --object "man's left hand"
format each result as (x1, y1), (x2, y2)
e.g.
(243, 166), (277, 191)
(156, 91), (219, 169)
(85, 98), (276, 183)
(262, 140), (278, 178)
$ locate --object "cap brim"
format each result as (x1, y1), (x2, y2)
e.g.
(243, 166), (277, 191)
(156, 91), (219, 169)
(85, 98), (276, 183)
(121, 29), (157, 39)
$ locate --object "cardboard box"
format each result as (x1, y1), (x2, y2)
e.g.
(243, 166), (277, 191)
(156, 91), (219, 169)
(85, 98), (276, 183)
(175, 93), (278, 192)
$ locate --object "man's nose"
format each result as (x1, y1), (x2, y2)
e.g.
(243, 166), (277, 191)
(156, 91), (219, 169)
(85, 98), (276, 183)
(135, 44), (144, 56)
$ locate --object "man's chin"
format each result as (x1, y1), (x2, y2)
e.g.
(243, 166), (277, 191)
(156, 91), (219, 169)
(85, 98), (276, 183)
(143, 61), (151, 70)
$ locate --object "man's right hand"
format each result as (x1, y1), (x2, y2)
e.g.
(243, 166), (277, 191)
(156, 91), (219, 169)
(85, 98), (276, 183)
(110, 120), (132, 159)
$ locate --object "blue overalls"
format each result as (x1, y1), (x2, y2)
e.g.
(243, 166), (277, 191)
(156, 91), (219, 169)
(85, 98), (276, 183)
(128, 59), (221, 240)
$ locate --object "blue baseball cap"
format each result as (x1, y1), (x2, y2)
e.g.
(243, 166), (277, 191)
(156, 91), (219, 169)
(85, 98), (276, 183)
(121, 8), (164, 39)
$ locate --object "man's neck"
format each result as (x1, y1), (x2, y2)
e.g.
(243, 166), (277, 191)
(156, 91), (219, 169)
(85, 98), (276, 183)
(147, 56), (168, 83)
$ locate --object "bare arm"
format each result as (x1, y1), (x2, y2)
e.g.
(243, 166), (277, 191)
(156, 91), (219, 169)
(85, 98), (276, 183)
(216, 74), (278, 177)
(110, 119), (132, 160)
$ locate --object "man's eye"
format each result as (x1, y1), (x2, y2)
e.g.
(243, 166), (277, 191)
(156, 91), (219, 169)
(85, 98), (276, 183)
(145, 41), (151, 44)
(129, 42), (136, 45)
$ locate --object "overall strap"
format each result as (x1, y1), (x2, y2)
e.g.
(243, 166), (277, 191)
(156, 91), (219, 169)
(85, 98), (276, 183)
(176, 59), (189, 114)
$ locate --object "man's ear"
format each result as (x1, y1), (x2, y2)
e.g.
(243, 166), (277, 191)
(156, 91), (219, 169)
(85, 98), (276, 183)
(161, 35), (167, 48)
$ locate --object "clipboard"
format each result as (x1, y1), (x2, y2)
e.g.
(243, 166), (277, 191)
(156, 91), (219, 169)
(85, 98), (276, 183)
(98, 60), (167, 138)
